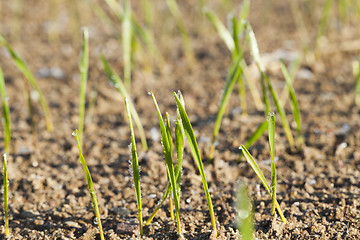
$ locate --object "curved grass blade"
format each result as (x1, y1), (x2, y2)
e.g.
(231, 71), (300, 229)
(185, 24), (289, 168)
(73, 129), (104, 240)
(78, 27), (89, 148)
(0, 34), (53, 131)
(280, 61), (303, 148)
(244, 120), (268, 150)
(123, 0), (132, 90)
(3, 154), (9, 237)
(174, 92), (217, 236)
(209, 53), (243, 161)
(165, 113), (174, 220)
(151, 92), (181, 234)
(124, 98), (143, 235)
(101, 55), (148, 151)
(280, 57), (301, 106)
(0, 68), (11, 154)
(267, 113), (276, 215)
(240, 145), (286, 223)
(236, 184), (253, 240)
(241, 59), (263, 111)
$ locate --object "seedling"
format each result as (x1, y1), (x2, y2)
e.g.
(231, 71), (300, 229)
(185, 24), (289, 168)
(0, 68), (10, 154)
(267, 113), (276, 214)
(73, 130), (104, 240)
(124, 98), (143, 235)
(240, 145), (286, 223)
(101, 55), (148, 151)
(174, 92), (217, 236)
(78, 27), (89, 148)
(0, 34), (53, 132)
(3, 154), (9, 237)
(236, 184), (253, 240)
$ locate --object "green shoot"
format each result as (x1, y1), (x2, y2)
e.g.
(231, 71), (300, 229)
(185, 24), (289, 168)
(101, 55), (148, 151)
(166, 0), (195, 65)
(3, 154), (9, 237)
(124, 98), (143, 235)
(240, 145), (286, 223)
(0, 34), (53, 131)
(280, 57), (302, 106)
(244, 120), (268, 150)
(78, 27), (89, 148)
(236, 184), (253, 240)
(72, 129), (104, 240)
(280, 61), (303, 148)
(174, 92), (217, 236)
(122, 0), (132, 90)
(0, 68), (10, 154)
(165, 113), (174, 221)
(151, 92), (181, 234)
(354, 56), (360, 106)
(267, 113), (276, 215)
(315, 0), (333, 55)
(209, 54), (243, 161)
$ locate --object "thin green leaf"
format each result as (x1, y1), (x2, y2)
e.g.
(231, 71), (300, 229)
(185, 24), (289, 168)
(174, 92), (217, 236)
(236, 184), (253, 240)
(267, 113), (276, 215)
(3, 153), (9, 237)
(78, 27), (89, 148)
(125, 98), (143, 235)
(240, 145), (286, 223)
(101, 55), (148, 151)
(244, 120), (268, 149)
(0, 34), (53, 131)
(280, 61), (303, 148)
(73, 129), (104, 240)
(0, 68), (11, 154)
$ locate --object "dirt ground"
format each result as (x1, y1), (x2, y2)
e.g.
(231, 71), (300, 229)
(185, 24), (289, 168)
(1, 0), (360, 239)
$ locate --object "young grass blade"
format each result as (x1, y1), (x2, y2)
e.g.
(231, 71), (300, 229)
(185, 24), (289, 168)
(236, 184), (253, 240)
(165, 113), (175, 220)
(237, 71), (247, 116)
(280, 61), (303, 148)
(204, 9), (235, 54)
(0, 34), (53, 131)
(244, 120), (268, 149)
(267, 113), (276, 215)
(151, 92), (181, 234)
(166, 0), (195, 65)
(101, 55), (148, 151)
(209, 53), (243, 161)
(240, 60), (263, 111)
(280, 57), (301, 106)
(73, 129), (104, 240)
(264, 73), (295, 147)
(315, 0), (333, 52)
(123, 0), (132, 90)
(240, 145), (286, 223)
(3, 154), (9, 237)
(237, 0), (250, 35)
(78, 27), (89, 148)
(174, 92), (217, 236)
(124, 98), (143, 235)
(0, 68), (11, 154)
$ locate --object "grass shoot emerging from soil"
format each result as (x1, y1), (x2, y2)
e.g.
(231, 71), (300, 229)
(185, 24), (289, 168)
(72, 129), (104, 240)
(101, 55), (148, 151)
(78, 27), (89, 148)
(267, 113), (276, 215)
(3, 153), (9, 238)
(0, 68), (10, 154)
(0, 34), (53, 132)
(124, 98), (143, 235)
(236, 184), (253, 240)
(174, 92), (217, 236)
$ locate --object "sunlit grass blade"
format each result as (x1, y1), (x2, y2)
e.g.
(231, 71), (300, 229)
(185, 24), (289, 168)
(264, 73), (295, 147)
(241, 60), (263, 111)
(151, 92), (181, 234)
(0, 68), (11, 154)
(267, 113), (276, 215)
(280, 61), (303, 148)
(204, 9), (235, 53)
(237, 71), (247, 116)
(166, 0), (195, 65)
(72, 129), (104, 240)
(236, 184), (253, 240)
(354, 57), (360, 106)
(209, 53), (243, 161)
(174, 92), (217, 236)
(280, 57), (301, 106)
(237, 0), (250, 35)
(3, 153), (9, 237)
(165, 113), (175, 220)
(0, 34), (53, 131)
(124, 98), (143, 235)
(244, 120), (268, 150)
(101, 55), (148, 151)
(78, 27), (89, 148)
(240, 145), (286, 223)
(123, 0), (132, 90)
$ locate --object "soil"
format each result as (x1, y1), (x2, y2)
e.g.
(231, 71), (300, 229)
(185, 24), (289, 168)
(0, 0), (360, 239)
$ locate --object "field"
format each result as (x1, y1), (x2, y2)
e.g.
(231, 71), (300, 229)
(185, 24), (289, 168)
(1, 0), (360, 239)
